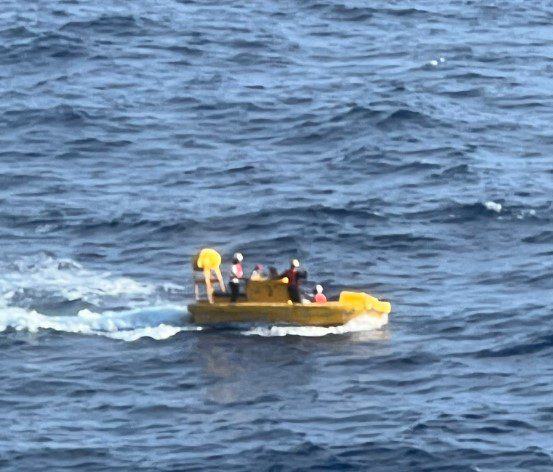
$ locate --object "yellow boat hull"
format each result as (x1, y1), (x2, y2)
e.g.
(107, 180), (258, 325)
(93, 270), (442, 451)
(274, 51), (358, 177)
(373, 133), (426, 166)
(188, 291), (391, 327)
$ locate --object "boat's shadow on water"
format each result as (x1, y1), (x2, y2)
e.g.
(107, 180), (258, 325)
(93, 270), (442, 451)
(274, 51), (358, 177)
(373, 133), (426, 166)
(190, 323), (392, 406)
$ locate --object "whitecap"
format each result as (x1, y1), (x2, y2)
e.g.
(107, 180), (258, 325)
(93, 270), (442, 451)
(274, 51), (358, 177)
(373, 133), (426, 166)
(484, 201), (502, 213)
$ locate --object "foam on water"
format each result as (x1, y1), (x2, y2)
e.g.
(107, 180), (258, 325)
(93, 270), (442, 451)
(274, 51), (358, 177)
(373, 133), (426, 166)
(106, 324), (200, 342)
(242, 314), (388, 337)
(0, 255), (193, 341)
(0, 304), (194, 341)
(484, 200), (502, 213)
(0, 254), (154, 306)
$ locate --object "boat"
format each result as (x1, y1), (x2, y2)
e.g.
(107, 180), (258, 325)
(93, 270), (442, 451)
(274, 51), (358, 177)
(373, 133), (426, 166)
(188, 278), (391, 327)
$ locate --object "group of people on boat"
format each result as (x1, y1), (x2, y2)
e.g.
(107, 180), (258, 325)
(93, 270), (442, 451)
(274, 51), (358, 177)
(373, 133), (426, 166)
(192, 247), (327, 304)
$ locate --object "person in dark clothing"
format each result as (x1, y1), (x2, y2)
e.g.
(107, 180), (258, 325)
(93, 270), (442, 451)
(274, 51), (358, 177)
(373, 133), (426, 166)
(280, 259), (303, 303)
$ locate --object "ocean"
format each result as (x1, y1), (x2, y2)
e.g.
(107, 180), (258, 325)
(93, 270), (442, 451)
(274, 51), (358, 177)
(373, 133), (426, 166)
(1, 0), (552, 470)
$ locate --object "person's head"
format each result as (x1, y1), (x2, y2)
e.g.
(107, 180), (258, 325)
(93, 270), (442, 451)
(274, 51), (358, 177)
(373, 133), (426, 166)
(269, 266), (278, 277)
(233, 252), (243, 264)
(315, 284), (323, 294)
(291, 258), (300, 269)
(254, 263), (263, 272)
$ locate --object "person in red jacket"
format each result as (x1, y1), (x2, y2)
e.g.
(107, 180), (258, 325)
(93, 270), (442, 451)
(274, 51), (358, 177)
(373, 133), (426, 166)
(313, 284), (327, 303)
(280, 259), (302, 303)
(229, 252), (244, 302)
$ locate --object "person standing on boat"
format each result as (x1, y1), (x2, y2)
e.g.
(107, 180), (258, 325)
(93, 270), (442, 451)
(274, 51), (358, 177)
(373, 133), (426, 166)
(229, 252), (244, 302)
(280, 259), (302, 303)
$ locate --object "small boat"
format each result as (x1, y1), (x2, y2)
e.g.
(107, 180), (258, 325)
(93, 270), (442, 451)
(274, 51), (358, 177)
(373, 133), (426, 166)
(188, 278), (391, 327)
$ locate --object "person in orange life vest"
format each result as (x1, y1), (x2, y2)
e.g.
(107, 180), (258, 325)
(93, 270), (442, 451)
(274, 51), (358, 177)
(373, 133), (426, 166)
(280, 258), (302, 303)
(313, 284), (327, 303)
(229, 252), (244, 302)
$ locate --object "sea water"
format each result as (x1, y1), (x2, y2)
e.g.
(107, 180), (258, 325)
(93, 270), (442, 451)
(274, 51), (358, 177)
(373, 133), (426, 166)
(1, 1), (552, 470)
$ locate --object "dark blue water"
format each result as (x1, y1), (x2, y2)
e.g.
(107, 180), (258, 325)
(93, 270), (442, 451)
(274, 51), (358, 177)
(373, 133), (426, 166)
(1, 1), (553, 470)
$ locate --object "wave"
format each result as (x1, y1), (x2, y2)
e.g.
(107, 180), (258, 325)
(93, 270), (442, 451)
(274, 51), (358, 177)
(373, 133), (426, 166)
(0, 305), (194, 342)
(325, 5), (376, 22)
(377, 108), (438, 129)
(406, 200), (546, 224)
(0, 31), (87, 64)
(429, 163), (476, 181)
(0, 254), (156, 307)
(59, 14), (159, 37)
(522, 231), (553, 244)
(308, 3), (430, 22)
(140, 204), (385, 244)
(328, 103), (385, 124)
(2, 104), (96, 129)
(439, 88), (483, 98)
(475, 332), (553, 358)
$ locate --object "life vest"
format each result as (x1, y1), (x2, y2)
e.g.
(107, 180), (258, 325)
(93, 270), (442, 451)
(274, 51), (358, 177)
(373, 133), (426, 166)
(314, 293), (327, 303)
(230, 263), (243, 283)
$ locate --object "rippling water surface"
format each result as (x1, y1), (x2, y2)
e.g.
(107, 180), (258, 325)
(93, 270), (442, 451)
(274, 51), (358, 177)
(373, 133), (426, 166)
(1, 1), (553, 470)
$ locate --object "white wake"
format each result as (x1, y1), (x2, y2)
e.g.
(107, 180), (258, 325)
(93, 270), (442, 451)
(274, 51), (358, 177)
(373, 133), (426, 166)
(0, 305), (197, 341)
(242, 314), (388, 337)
